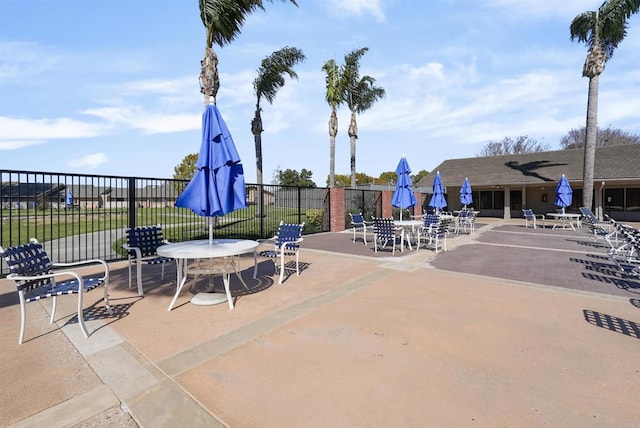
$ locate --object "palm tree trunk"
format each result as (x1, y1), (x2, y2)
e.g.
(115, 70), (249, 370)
(329, 110), (337, 187)
(582, 74), (599, 210)
(348, 111), (358, 188)
(252, 107), (264, 217)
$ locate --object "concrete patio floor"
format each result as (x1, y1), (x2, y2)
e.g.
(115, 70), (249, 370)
(1, 218), (640, 427)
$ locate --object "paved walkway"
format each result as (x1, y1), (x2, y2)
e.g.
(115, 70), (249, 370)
(1, 219), (640, 427)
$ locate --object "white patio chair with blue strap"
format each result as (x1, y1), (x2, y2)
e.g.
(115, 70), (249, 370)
(0, 238), (111, 344)
(349, 212), (372, 244)
(123, 225), (173, 295)
(372, 217), (397, 255)
(416, 216), (450, 253)
(522, 209), (545, 229)
(260, 221), (305, 284)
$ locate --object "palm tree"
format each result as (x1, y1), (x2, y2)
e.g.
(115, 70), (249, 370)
(570, 0), (639, 210)
(252, 46), (306, 216)
(322, 58), (343, 188)
(342, 47), (386, 189)
(198, 0), (298, 104)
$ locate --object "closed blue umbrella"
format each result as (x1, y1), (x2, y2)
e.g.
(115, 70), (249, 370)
(429, 171), (447, 212)
(555, 174), (572, 214)
(65, 189), (73, 207)
(391, 157), (417, 220)
(175, 103), (248, 245)
(460, 177), (473, 208)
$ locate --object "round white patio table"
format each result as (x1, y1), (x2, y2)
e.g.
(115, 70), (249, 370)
(393, 220), (423, 251)
(157, 239), (259, 311)
(546, 213), (582, 231)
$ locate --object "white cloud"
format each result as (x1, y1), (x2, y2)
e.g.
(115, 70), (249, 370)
(71, 153), (108, 170)
(485, 0), (599, 18)
(0, 140), (46, 150)
(327, 0), (385, 22)
(0, 116), (108, 140)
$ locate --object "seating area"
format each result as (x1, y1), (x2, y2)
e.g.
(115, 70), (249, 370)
(0, 238), (111, 344)
(5, 217), (640, 427)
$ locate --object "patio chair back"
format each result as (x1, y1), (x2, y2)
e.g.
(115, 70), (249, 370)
(125, 225), (167, 258)
(372, 217), (397, 254)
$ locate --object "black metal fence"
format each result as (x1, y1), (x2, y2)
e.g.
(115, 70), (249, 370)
(1, 169), (331, 276)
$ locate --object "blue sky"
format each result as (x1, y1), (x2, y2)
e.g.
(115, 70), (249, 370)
(2, 0), (640, 185)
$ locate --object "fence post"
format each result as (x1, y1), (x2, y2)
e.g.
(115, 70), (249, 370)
(128, 177), (136, 229)
(298, 186), (302, 224)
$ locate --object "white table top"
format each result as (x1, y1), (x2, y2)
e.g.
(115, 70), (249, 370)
(394, 220), (423, 227)
(157, 239), (259, 259)
(546, 213), (581, 218)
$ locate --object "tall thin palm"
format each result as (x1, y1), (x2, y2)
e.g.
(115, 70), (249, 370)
(252, 46), (306, 216)
(322, 59), (343, 188)
(343, 47), (386, 189)
(198, 0), (298, 104)
(570, 0), (639, 210)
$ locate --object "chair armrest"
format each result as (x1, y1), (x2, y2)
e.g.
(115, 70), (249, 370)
(9, 269), (84, 288)
(122, 244), (143, 260)
(52, 259), (109, 280)
(536, 214), (545, 220)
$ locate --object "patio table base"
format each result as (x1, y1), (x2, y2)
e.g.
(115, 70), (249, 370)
(190, 292), (228, 306)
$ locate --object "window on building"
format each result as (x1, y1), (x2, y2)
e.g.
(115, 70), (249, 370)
(510, 190), (522, 211)
(604, 188), (624, 212)
(626, 188), (640, 212)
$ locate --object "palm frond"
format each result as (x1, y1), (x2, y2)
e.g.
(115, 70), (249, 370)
(253, 46), (305, 105)
(322, 59), (343, 109)
(200, 0), (298, 48)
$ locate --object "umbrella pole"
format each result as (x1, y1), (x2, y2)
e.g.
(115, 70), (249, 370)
(209, 220), (213, 245)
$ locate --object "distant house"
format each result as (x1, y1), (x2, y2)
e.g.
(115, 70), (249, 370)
(415, 145), (640, 221)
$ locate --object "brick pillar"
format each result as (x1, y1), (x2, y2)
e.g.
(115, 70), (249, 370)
(329, 187), (346, 232)
(382, 190), (393, 218)
(413, 191), (422, 217)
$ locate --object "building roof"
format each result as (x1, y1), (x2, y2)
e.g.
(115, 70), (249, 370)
(415, 145), (640, 190)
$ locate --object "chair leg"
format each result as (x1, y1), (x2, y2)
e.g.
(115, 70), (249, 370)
(352, 228), (356, 243)
(77, 283), (90, 339)
(136, 261), (143, 296)
(223, 273), (234, 310)
(127, 258), (133, 288)
(279, 252), (285, 284)
(295, 250), (300, 276)
(18, 293), (27, 345)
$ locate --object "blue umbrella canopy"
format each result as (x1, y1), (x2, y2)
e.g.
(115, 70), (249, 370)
(429, 171), (447, 211)
(391, 157), (417, 220)
(65, 189), (73, 206)
(555, 174), (573, 213)
(460, 177), (473, 207)
(175, 104), (247, 244)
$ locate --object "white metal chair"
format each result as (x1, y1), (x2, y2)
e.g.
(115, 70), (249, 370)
(523, 209), (545, 229)
(260, 221), (305, 284)
(416, 219), (450, 253)
(372, 217), (397, 255)
(0, 238), (111, 344)
(349, 212), (372, 244)
(123, 225), (173, 295)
